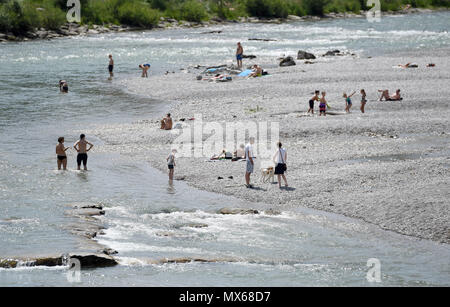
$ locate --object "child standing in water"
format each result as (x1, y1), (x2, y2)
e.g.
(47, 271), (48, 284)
(343, 91), (356, 113)
(108, 54), (114, 79)
(319, 92), (327, 116)
(360, 89), (367, 113)
(56, 137), (69, 170)
(308, 90), (320, 114)
(167, 149), (176, 180)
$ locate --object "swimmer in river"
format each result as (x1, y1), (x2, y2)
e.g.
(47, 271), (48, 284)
(73, 134), (93, 171)
(139, 64), (151, 78)
(56, 137), (69, 170)
(59, 80), (68, 93)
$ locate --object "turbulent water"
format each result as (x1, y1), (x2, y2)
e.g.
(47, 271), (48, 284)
(0, 12), (449, 286)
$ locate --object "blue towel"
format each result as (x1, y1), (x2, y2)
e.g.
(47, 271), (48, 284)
(238, 69), (253, 77)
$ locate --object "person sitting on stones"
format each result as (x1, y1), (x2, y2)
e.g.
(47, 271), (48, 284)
(248, 65), (263, 78)
(378, 89), (402, 101)
(397, 62), (418, 68)
(160, 113), (173, 130)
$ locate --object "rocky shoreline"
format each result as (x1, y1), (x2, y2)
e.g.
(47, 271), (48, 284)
(0, 7), (444, 43)
(0, 203), (119, 269)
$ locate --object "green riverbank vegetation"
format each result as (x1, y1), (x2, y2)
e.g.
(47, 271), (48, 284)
(1, 0), (449, 35)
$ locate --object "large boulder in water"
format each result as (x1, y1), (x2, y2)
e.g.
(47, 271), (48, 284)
(279, 56), (296, 67)
(323, 50), (341, 56)
(297, 50), (316, 60)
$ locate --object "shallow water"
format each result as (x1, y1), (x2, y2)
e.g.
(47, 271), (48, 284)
(0, 12), (449, 286)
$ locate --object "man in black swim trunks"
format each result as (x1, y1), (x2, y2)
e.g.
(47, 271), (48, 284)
(308, 90), (320, 114)
(108, 54), (114, 78)
(74, 134), (93, 170)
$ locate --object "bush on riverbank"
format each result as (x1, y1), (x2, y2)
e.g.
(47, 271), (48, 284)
(0, 0), (65, 35)
(1, 0), (449, 36)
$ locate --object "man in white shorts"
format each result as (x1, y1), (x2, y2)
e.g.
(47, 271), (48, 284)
(244, 137), (255, 188)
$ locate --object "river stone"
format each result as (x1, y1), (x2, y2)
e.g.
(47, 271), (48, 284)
(264, 208), (282, 215)
(324, 50), (341, 56)
(279, 56), (296, 67)
(68, 208), (105, 217)
(218, 208), (259, 215)
(102, 248), (118, 255)
(69, 253), (118, 268)
(297, 50), (316, 60)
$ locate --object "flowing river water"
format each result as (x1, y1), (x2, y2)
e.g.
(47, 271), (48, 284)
(0, 12), (449, 286)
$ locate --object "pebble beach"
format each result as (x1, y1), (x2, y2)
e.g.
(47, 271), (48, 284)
(91, 47), (450, 244)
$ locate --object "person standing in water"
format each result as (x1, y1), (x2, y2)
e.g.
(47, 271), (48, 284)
(360, 89), (367, 113)
(108, 54), (114, 79)
(139, 64), (150, 78)
(56, 137), (69, 170)
(236, 42), (243, 69)
(74, 134), (93, 171)
(167, 149), (176, 181)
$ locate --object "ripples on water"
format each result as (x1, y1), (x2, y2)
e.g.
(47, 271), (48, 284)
(0, 12), (449, 286)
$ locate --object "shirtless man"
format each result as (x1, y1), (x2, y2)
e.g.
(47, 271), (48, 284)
(248, 65), (263, 78)
(236, 42), (243, 69)
(74, 134), (93, 170)
(160, 113), (173, 130)
(379, 89), (402, 101)
(308, 90), (320, 114)
(139, 64), (150, 78)
(108, 54), (114, 78)
(56, 137), (69, 170)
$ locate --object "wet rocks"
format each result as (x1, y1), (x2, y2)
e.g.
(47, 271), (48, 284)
(201, 30), (222, 34)
(264, 208), (282, 215)
(279, 56), (296, 67)
(324, 49), (341, 56)
(102, 248), (119, 255)
(0, 254), (117, 269)
(297, 50), (316, 60)
(70, 253), (117, 268)
(248, 38), (277, 42)
(218, 208), (259, 215)
(174, 222), (208, 229)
